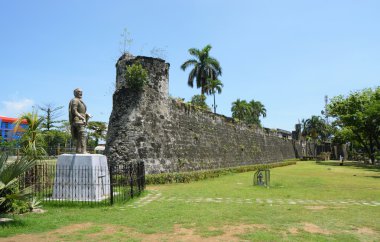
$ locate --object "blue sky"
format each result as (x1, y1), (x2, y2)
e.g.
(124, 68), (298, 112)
(1, 0), (379, 131)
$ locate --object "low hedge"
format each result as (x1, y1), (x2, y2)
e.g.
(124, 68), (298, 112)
(146, 160), (297, 185)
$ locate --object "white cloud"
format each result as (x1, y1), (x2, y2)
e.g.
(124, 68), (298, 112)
(1, 98), (35, 117)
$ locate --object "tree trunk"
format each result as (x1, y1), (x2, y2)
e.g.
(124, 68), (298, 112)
(369, 137), (375, 164)
(213, 93), (216, 114)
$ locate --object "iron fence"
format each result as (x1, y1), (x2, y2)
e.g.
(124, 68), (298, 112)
(19, 161), (145, 205)
(1, 146), (99, 157)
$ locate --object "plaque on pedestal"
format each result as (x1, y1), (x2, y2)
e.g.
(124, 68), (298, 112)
(52, 154), (110, 201)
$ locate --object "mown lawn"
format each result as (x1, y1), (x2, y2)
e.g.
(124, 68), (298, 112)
(1, 160), (379, 241)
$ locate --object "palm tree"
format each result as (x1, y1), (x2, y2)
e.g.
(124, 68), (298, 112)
(205, 78), (223, 113)
(181, 45), (222, 94)
(14, 110), (46, 158)
(247, 100), (267, 126)
(231, 99), (249, 122)
(304, 115), (325, 157)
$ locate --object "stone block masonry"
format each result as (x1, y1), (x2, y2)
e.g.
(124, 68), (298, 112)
(105, 54), (301, 174)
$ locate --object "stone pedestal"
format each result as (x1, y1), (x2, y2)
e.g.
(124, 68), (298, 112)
(52, 154), (110, 201)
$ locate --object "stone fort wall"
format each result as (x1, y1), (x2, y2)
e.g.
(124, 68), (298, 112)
(105, 55), (301, 174)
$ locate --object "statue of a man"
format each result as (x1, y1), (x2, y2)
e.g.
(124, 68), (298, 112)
(69, 88), (91, 154)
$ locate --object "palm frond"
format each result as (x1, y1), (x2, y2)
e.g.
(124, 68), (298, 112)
(187, 68), (197, 88)
(0, 156), (35, 185)
(180, 59), (198, 71)
(188, 48), (201, 58)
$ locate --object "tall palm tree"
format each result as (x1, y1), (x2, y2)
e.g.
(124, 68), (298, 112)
(205, 78), (223, 113)
(231, 99), (249, 122)
(181, 44), (222, 94)
(14, 110), (45, 158)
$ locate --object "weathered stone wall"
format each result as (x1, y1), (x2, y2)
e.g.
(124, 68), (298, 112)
(105, 55), (302, 174)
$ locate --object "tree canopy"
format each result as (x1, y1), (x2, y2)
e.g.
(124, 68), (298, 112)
(38, 103), (64, 131)
(205, 78), (223, 113)
(327, 87), (380, 164)
(231, 99), (266, 126)
(87, 121), (107, 146)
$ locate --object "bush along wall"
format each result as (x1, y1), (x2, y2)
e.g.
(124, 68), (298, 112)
(145, 160), (297, 184)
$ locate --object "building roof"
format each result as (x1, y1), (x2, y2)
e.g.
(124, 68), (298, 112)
(0, 116), (28, 124)
(276, 129), (292, 135)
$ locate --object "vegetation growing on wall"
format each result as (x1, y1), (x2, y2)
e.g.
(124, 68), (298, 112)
(190, 94), (211, 111)
(124, 63), (148, 91)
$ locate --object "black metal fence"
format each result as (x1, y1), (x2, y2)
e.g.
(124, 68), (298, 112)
(1, 146), (99, 157)
(19, 161), (145, 205)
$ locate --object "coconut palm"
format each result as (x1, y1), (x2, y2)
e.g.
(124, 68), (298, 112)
(14, 110), (46, 158)
(181, 45), (222, 94)
(304, 115), (326, 156)
(205, 78), (223, 113)
(247, 100), (267, 126)
(231, 99), (250, 122)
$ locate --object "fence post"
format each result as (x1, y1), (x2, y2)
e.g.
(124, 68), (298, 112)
(129, 162), (134, 198)
(109, 164), (114, 205)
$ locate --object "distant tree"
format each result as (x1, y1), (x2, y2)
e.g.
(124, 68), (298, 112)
(246, 100), (267, 126)
(231, 99), (266, 126)
(327, 87), (380, 164)
(181, 45), (222, 94)
(231, 99), (250, 122)
(14, 110), (46, 158)
(41, 130), (71, 155)
(87, 121), (107, 146)
(205, 78), (223, 113)
(303, 115), (326, 156)
(38, 104), (64, 131)
(57, 120), (71, 134)
(190, 94), (211, 111)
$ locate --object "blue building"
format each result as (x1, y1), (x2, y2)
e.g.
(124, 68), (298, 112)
(0, 116), (28, 142)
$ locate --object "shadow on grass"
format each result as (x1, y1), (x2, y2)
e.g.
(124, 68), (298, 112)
(0, 218), (26, 229)
(365, 175), (380, 179)
(316, 160), (380, 173)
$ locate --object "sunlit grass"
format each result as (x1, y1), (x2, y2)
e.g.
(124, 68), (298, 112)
(0, 160), (379, 241)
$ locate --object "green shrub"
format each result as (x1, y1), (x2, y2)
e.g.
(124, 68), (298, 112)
(190, 94), (211, 111)
(0, 153), (36, 214)
(124, 63), (149, 91)
(146, 161), (296, 184)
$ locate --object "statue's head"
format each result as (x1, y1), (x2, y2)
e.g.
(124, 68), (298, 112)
(73, 88), (83, 98)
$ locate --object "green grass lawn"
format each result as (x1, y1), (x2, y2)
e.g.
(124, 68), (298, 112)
(1, 160), (379, 241)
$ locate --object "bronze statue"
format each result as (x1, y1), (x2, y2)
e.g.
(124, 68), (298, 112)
(69, 88), (91, 154)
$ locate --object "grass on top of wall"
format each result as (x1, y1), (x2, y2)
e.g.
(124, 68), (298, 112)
(146, 160), (297, 184)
